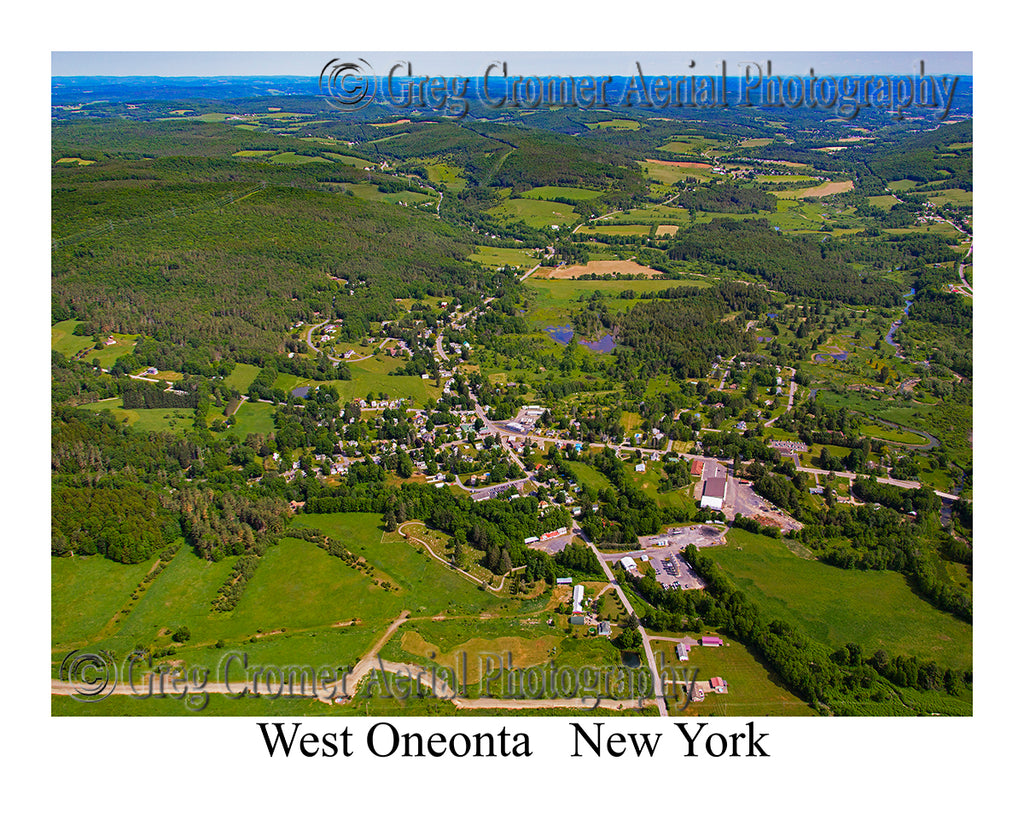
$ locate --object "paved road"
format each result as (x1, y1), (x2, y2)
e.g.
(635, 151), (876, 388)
(577, 529), (668, 717)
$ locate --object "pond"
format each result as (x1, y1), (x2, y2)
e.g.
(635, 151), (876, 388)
(544, 324), (574, 344)
(581, 333), (616, 353)
(544, 324), (616, 352)
(621, 651), (642, 669)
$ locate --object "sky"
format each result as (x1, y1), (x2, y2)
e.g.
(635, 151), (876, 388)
(51, 51), (973, 78)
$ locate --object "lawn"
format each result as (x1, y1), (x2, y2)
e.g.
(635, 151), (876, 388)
(709, 529), (972, 669)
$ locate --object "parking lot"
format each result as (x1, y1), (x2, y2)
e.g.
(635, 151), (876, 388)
(650, 551), (704, 591)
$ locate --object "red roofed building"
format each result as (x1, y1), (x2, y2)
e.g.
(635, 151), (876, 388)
(690, 460), (705, 477)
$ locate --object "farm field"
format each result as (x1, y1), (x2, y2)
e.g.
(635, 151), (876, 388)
(776, 180), (854, 199)
(537, 258), (665, 278)
(709, 529), (972, 670)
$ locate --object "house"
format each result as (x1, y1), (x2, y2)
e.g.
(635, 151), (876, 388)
(710, 676), (729, 694)
(556, 577), (573, 585)
(701, 636), (724, 647)
(619, 556), (638, 573)
(676, 643), (689, 661)
(635, 462), (646, 473)
(569, 615), (585, 626)
(597, 621), (612, 637)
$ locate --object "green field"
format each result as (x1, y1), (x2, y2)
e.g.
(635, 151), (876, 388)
(273, 354), (440, 406)
(755, 174), (818, 183)
(296, 513), (508, 616)
(651, 638), (816, 716)
(709, 529), (972, 669)
(521, 186), (605, 202)
(565, 461), (614, 492)
(222, 362), (261, 392)
(79, 398), (196, 434)
(51, 319), (95, 358)
(267, 152), (332, 165)
(52, 555), (153, 647)
(642, 160), (715, 185)
(486, 197), (578, 229)
(212, 399), (276, 438)
(658, 136), (723, 155)
(927, 189), (972, 207)
(588, 119), (642, 130)
(859, 422), (930, 446)
(867, 194), (899, 210)
(51, 321), (138, 367)
(470, 246), (539, 270)
(423, 160), (467, 192)
(576, 224), (653, 236)
(523, 277), (701, 329)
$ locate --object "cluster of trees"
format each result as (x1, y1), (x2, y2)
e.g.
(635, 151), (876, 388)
(851, 478), (940, 516)
(672, 183), (776, 214)
(669, 219), (905, 305)
(799, 503), (971, 622)
(51, 485), (180, 564)
(177, 486), (291, 562)
(612, 285), (760, 382)
(121, 383), (198, 410)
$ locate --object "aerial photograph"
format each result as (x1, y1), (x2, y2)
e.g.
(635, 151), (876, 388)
(51, 50), (974, 721)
